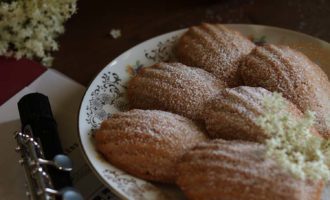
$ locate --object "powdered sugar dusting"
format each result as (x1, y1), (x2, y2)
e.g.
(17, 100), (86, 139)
(176, 23), (255, 87)
(101, 109), (206, 146)
(95, 109), (207, 182)
(204, 86), (302, 142)
(177, 140), (323, 200)
(128, 62), (224, 120)
(241, 44), (330, 138)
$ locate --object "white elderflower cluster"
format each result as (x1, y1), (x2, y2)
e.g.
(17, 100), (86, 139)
(0, 0), (77, 66)
(257, 92), (330, 180)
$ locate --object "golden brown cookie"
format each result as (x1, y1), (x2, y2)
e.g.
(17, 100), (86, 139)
(175, 23), (255, 87)
(240, 44), (330, 138)
(94, 109), (207, 183)
(203, 86), (305, 142)
(127, 62), (224, 120)
(176, 139), (324, 200)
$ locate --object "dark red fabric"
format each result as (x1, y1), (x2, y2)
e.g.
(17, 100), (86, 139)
(0, 56), (46, 106)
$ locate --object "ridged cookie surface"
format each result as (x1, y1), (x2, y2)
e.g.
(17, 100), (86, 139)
(176, 139), (324, 200)
(128, 62), (224, 120)
(175, 23), (255, 87)
(95, 109), (207, 183)
(203, 86), (305, 142)
(240, 44), (330, 138)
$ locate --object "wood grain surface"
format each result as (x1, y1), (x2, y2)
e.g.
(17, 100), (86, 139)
(52, 0), (330, 86)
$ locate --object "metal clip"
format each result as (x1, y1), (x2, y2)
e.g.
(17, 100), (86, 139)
(14, 131), (82, 200)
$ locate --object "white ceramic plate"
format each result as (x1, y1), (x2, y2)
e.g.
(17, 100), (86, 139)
(78, 24), (330, 200)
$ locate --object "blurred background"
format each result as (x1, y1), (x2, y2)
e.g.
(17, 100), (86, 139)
(53, 0), (330, 86)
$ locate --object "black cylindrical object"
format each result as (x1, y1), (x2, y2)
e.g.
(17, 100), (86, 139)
(18, 93), (72, 190)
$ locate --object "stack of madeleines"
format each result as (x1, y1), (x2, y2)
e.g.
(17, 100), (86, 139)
(95, 23), (330, 200)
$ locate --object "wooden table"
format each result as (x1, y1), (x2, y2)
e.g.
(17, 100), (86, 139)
(53, 0), (330, 86)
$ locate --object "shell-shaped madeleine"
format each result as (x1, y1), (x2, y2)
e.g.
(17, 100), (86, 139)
(94, 109), (207, 183)
(127, 62), (224, 120)
(175, 23), (255, 87)
(240, 44), (330, 138)
(203, 86), (303, 142)
(176, 139), (324, 200)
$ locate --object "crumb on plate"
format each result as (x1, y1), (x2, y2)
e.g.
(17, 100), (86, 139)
(110, 29), (121, 39)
